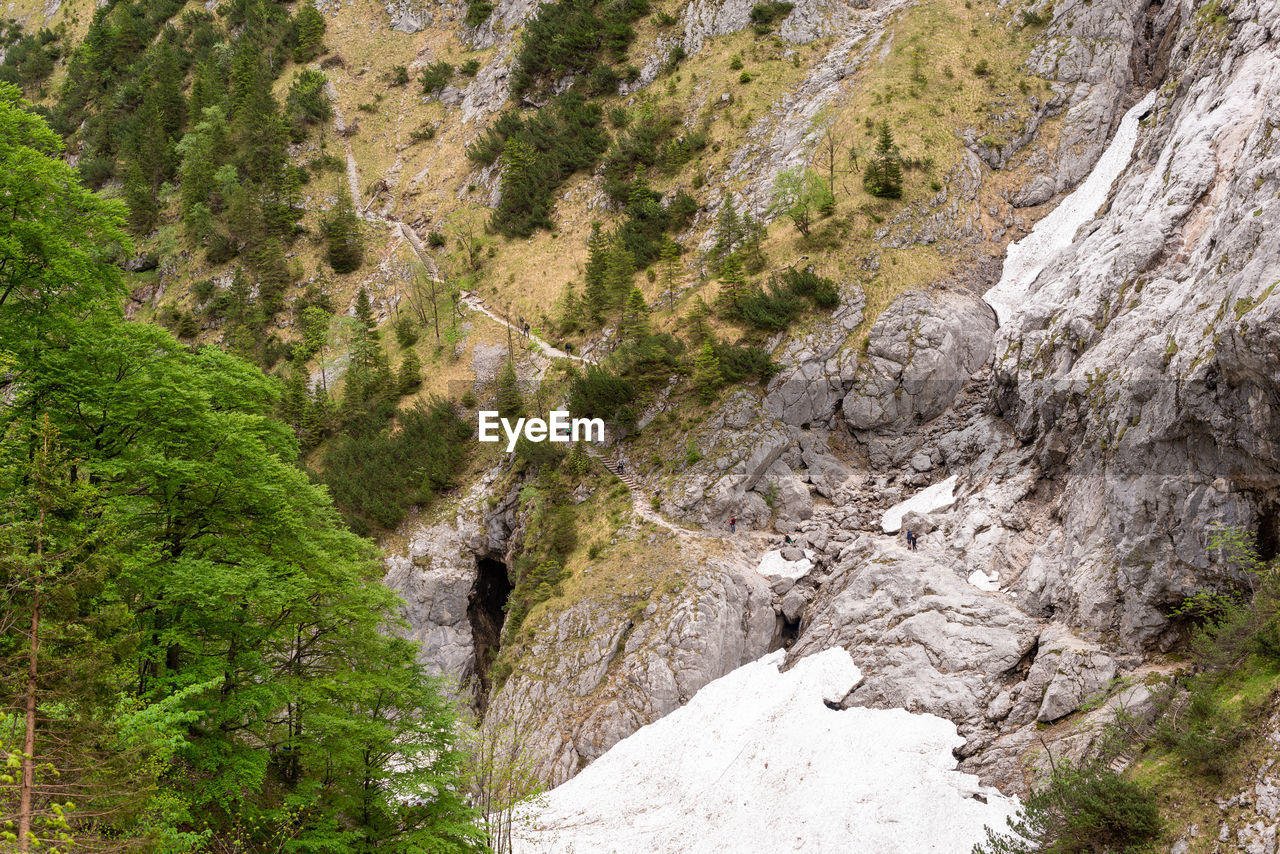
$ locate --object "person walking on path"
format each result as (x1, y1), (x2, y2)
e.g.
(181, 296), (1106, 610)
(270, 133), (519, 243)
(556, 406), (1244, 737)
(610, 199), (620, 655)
(906, 529), (918, 551)
(729, 515), (737, 534)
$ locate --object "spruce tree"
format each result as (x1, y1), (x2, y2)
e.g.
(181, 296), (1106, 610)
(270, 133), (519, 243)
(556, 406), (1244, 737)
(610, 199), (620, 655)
(692, 339), (723, 402)
(292, 2), (326, 63)
(355, 287), (376, 330)
(324, 189), (364, 273)
(495, 360), (523, 419)
(584, 223), (611, 321)
(864, 120), (903, 199)
(398, 348), (422, 395)
(717, 254), (748, 309)
(620, 287), (650, 340)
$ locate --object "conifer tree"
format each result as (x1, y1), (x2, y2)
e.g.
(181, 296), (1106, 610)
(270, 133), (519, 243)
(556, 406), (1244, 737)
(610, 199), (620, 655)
(324, 189), (364, 273)
(605, 243), (636, 327)
(495, 360), (523, 419)
(292, 2), (326, 62)
(398, 348), (422, 395)
(692, 339), (723, 402)
(659, 238), (681, 306)
(355, 287), (376, 330)
(863, 120), (903, 199)
(584, 223), (611, 321)
(717, 254), (748, 309)
(709, 197), (745, 270)
(620, 287), (650, 340)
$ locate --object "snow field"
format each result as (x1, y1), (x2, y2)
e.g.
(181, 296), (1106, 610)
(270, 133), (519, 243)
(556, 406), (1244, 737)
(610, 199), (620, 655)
(516, 648), (1020, 853)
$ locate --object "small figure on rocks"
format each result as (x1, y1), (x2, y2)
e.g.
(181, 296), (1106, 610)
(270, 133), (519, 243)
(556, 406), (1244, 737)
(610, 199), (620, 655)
(906, 529), (918, 551)
(729, 515), (737, 534)
(617, 456), (625, 475)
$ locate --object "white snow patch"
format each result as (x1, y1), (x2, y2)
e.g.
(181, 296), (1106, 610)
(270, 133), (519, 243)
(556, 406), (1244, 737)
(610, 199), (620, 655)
(881, 475), (957, 534)
(968, 569), (1001, 592)
(984, 91), (1157, 326)
(756, 548), (814, 580)
(516, 648), (1019, 854)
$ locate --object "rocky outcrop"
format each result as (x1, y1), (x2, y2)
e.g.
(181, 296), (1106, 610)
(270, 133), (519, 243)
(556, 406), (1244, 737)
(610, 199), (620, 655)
(991, 0), (1280, 649)
(488, 541), (777, 784)
(842, 289), (997, 432)
(762, 284), (864, 428)
(382, 469), (518, 683)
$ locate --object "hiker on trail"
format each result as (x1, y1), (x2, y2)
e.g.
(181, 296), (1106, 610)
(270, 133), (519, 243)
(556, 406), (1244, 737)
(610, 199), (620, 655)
(783, 534), (793, 545)
(564, 342), (574, 355)
(906, 530), (918, 551)
(729, 516), (737, 534)
(617, 457), (625, 475)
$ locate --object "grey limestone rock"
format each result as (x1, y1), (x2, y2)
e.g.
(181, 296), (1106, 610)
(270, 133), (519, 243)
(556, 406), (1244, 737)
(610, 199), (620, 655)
(842, 289), (997, 432)
(488, 551), (776, 785)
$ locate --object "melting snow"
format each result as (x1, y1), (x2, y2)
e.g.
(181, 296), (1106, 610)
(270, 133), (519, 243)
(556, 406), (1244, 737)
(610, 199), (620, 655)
(515, 648), (1019, 854)
(756, 548), (815, 579)
(968, 569), (1001, 592)
(983, 91), (1157, 326)
(881, 475), (958, 534)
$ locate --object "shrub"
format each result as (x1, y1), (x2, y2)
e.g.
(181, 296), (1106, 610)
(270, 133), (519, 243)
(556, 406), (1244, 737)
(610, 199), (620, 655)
(732, 282), (805, 331)
(427, 230), (446, 247)
(465, 0), (494, 26)
(291, 2), (325, 62)
(395, 316), (419, 348)
(285, 69), (331, 141)
(748, 0), (792, 33)
(973, 764), (1161, 854)
(973, 58), (991, 77)
(391, 65), (409, 85)
(715, 342), (777, 383)
(420, 61), (454, 93)
(322, 398), (471, 531)
(1154, 679), (1250, 780)
(568, 364), (637, 421)
(470, 93), (609, 236)
(460, 58), (481, 75)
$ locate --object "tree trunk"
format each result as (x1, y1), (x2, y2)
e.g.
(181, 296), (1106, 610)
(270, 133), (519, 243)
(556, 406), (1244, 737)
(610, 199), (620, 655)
(18, 508), (43, 853)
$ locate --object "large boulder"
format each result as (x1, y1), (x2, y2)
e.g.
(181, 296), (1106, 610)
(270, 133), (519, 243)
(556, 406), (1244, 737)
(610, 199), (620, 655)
(842, 290), (996, 432)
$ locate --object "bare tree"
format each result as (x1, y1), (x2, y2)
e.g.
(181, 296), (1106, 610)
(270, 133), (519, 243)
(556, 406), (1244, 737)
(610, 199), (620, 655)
(461, 710), (544, 854)
(813, 124), (850, 203)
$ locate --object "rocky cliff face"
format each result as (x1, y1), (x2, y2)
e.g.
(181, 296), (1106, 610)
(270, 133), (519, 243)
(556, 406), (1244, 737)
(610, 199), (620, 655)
(385, 0), (1280, 800)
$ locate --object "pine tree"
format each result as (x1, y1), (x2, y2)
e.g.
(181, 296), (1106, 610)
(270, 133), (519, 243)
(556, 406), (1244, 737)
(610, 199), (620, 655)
(355, 287), (376, 330)
(620, 287), (650, 340)
(717, 254), (748, 309)
(605, 243), (635, 327)
(710, 196), (744, 269)
(397, 348), (422, 395)
(292, 2), (326, 63)
(863, 121), (903, 199)
(692, 339), (723, 402)
(659, 238), (681, 306)
(584, 223), (611, 322)
(324, 188), (364, 273)
(495, 360), (523, 419)
(686, 296), (712, 345)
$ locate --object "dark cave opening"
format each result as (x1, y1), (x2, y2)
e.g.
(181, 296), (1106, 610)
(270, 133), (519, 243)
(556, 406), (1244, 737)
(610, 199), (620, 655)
(770, 614), (801, 653)
(467, 556), (513, 711)
(1259, 503), (1279, 563)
